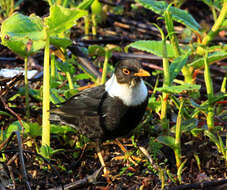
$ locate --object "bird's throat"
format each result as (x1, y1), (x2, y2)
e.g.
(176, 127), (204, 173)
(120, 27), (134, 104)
(105, 75), (148, 106)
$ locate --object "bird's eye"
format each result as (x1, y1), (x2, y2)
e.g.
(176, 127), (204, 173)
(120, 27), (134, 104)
(122, 68), (130, 75)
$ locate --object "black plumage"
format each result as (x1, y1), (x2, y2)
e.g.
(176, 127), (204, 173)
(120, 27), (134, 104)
(50, 59), (150, 142)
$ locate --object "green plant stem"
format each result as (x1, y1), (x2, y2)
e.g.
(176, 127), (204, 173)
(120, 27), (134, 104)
(181, 65), (193, 84)
(159, 169), (165, 189)
(91, 14), (97, 36)
(165, 10), (180, 57)
(226, 133), (227, 167)
(175, 98), (183, 169)
(164, 9), (193, 84)
(66, 72), (74, 89)
(211, 6), (217, 22)
(202, 1), (227, 45)
(204, 51), (214, 131)
(50, 54), (56, 86)
(42, 28), (50, 147)
(84, 15), (90, 38)
(101, 51), (109, 85)
(160, 35), (170, 130)
(24, 56), (30, 118)
(221, 74), (226, 93)
(9, 0), (14, 16)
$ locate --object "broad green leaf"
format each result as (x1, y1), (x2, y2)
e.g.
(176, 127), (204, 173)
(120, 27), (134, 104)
(91, 0), (102, 15)
(29, 123), (42, 137)
(73, 73), (91, 80)
(169, 52), (190, 83)
(1, 13), (45, 56)
(6, 121), (30, 138)
(157, 135), (176, 150)
(88, 45), (105, 56)
(50, 124), (76, 134)
(135, 0), (200, 32)
(50, 37), (72, 48)
(6, 121), (42, 138)
(189, 51), (227, 68)
(39, 145), (64, 158)
(45, 4), (88, 35)
(156, 84), (201, 94)
(129, 40), (176, 58)
(91, 0), (103, 23)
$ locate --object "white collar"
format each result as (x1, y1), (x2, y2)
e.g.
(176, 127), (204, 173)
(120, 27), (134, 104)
(105, 74), (148, 106)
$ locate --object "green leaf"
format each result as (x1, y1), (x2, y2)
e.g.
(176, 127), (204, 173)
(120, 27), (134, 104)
(135, 0), (200, 32)
(129, 40), (176, 58)
(189, 51), (227, 68)
(50, 124), (76, 134)
(6, 121), (42, 139)
(91, 0), (102, 15)
(191, 128), (204, 137)
(171, 118), (198, 133)
(88, 45), (105, 56)
(77, 0), (95, 9)
(201, 0), (222, 10)
(148, 96), (161, 113)
(0, 111), (12, 117)
(157, 135), (176, 150)
(50, 89), (66, 104)
(50, 36), (72, 48)
(39, 145), (64, 158)
(204, 130), (221, 152)
(73, 73), (91, 80)
(45, 4), (88, 35)
(222, 19), (227, 28)
(1, 13), (45, 56)
(169, 52), (190, 83)
(177, 159), (187, 183)
(156, 84), (201, 94)
(29, 123), (42, 137)
(91, 0), (103, 23)
(55, 60), (75, 73)
(6, 121), (30, 138)
(18, 88), (42, 100)
(39, 145), (50, 158)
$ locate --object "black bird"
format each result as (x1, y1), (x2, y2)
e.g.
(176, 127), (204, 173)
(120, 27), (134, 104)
(50, 59), (150, 174)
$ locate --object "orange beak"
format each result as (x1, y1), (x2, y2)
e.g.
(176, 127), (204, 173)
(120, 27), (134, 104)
(134, 68), (150, 77)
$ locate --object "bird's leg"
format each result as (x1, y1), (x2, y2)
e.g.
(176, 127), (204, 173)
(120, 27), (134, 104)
(95, 140), (110, 179)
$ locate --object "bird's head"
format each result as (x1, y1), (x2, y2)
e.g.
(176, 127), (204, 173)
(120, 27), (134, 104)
(114, 59), (150, 87)
(105, 59), (150, 106)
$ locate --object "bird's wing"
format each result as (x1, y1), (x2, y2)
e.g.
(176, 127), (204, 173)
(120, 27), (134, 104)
(50, 85), (106, 117)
